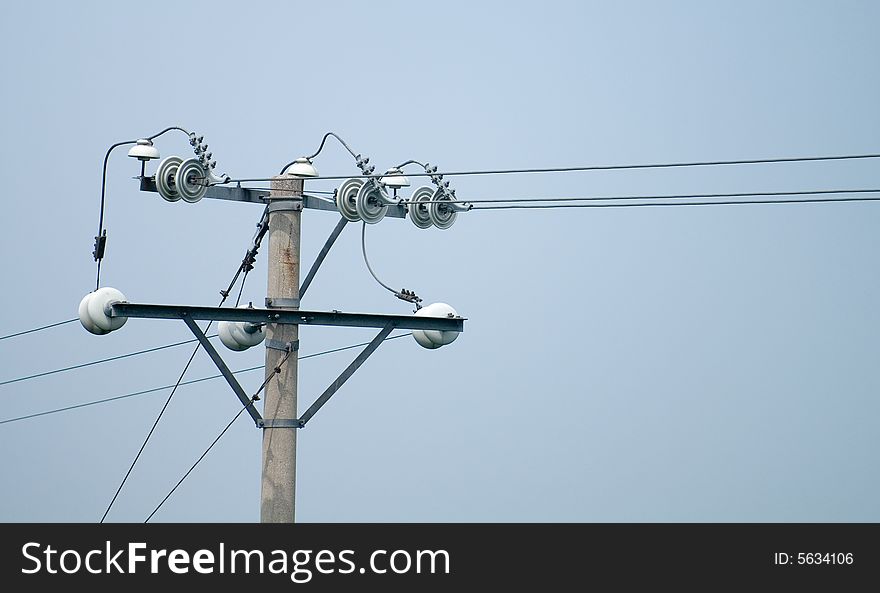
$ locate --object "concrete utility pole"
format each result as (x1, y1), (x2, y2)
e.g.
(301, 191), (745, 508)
(260, 175), (302, 522)
(107, 149), (465, 523)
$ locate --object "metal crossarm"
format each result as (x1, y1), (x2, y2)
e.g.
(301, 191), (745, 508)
(111, 303), (465, 332)
(138, 177), (407, 217)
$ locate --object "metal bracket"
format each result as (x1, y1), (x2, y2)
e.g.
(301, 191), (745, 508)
(267, 200), (303, 213)
(257, 419), (304, 429)
(265, 297), (300, 308)
(265, 338), (299, 352)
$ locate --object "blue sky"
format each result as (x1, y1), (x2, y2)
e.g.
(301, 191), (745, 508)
(0, 0), (878, 522)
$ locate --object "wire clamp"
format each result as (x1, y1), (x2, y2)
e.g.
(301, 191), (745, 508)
(395, 288), (422, 305)
(92, 231), (107, 262)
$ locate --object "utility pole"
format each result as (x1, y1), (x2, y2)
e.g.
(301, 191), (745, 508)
(260, 175), (302, 522)
(89, 132), (466, 523)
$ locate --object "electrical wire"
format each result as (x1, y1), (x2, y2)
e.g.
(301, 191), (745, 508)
(394, 159), (427, 169)
(101, 204), (269, 522)
(0, 333), (413, 427)
(396, 188), (880, 206)
(95, 140), (136, 289)
(144, 399), (251, 523)
(234, 271), (249, 307)
(94, 126), (191, 290)
(0, 336), (217, 387)
(0, 318), (77, 342)
(361, 222), (398, 295)
(224, 187), (336, 195)
(99, 336), (207, 523)
(223, 205), (270, 303)
(0, 367), (260, 426)
(146, 126), (191, 141)
(471, 195), (880, 210)
(144, 347), (297, 522)
(223, 152), (880, 184)
(279, 131), (359, 174)
(307, 132), (358, 160)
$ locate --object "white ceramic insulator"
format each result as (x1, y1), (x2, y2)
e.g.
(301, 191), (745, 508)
(78, 292), (109, 335)
(218, 307), (266, 351)
(218, 321), (249, 351)
(412, 302), (460, 349)
(79, 287), (127, 334)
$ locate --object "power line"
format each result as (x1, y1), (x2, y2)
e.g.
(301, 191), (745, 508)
(396, 188), (880, 206)
(142, 346), (291, 522)
(101, 203), (273, 522)
(0, 336), (218, 387)
(471, 195), (880, 210)
(234, 270), (250, 307)
(223, 152), (880, 183)
(100, 337), (206, 523)
(361, 222), (399, 295)
(0, 318), (77, 342)
(94, 127), (191, 289)
(145, 398), (252, 523)
(0, 366), (260, 426)
(0, 333), (412, 426)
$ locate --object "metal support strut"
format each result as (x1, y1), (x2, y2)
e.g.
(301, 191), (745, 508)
(299, 216), (349, 299)
(181, 315), (263, 425)
(177, 313), (407, 429)
(297, 323), (396, 427)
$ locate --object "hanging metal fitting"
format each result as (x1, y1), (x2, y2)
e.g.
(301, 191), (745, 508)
(241, 247), (259, 272)
(92, 230), (107, 261)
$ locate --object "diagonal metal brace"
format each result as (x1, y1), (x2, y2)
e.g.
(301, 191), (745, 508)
(297, 322), (396, 428)
(299, 216), (348, 299)
(181, 315), (263, 425)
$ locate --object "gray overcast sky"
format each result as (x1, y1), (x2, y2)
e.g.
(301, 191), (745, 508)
(1, 0), (878, 522)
